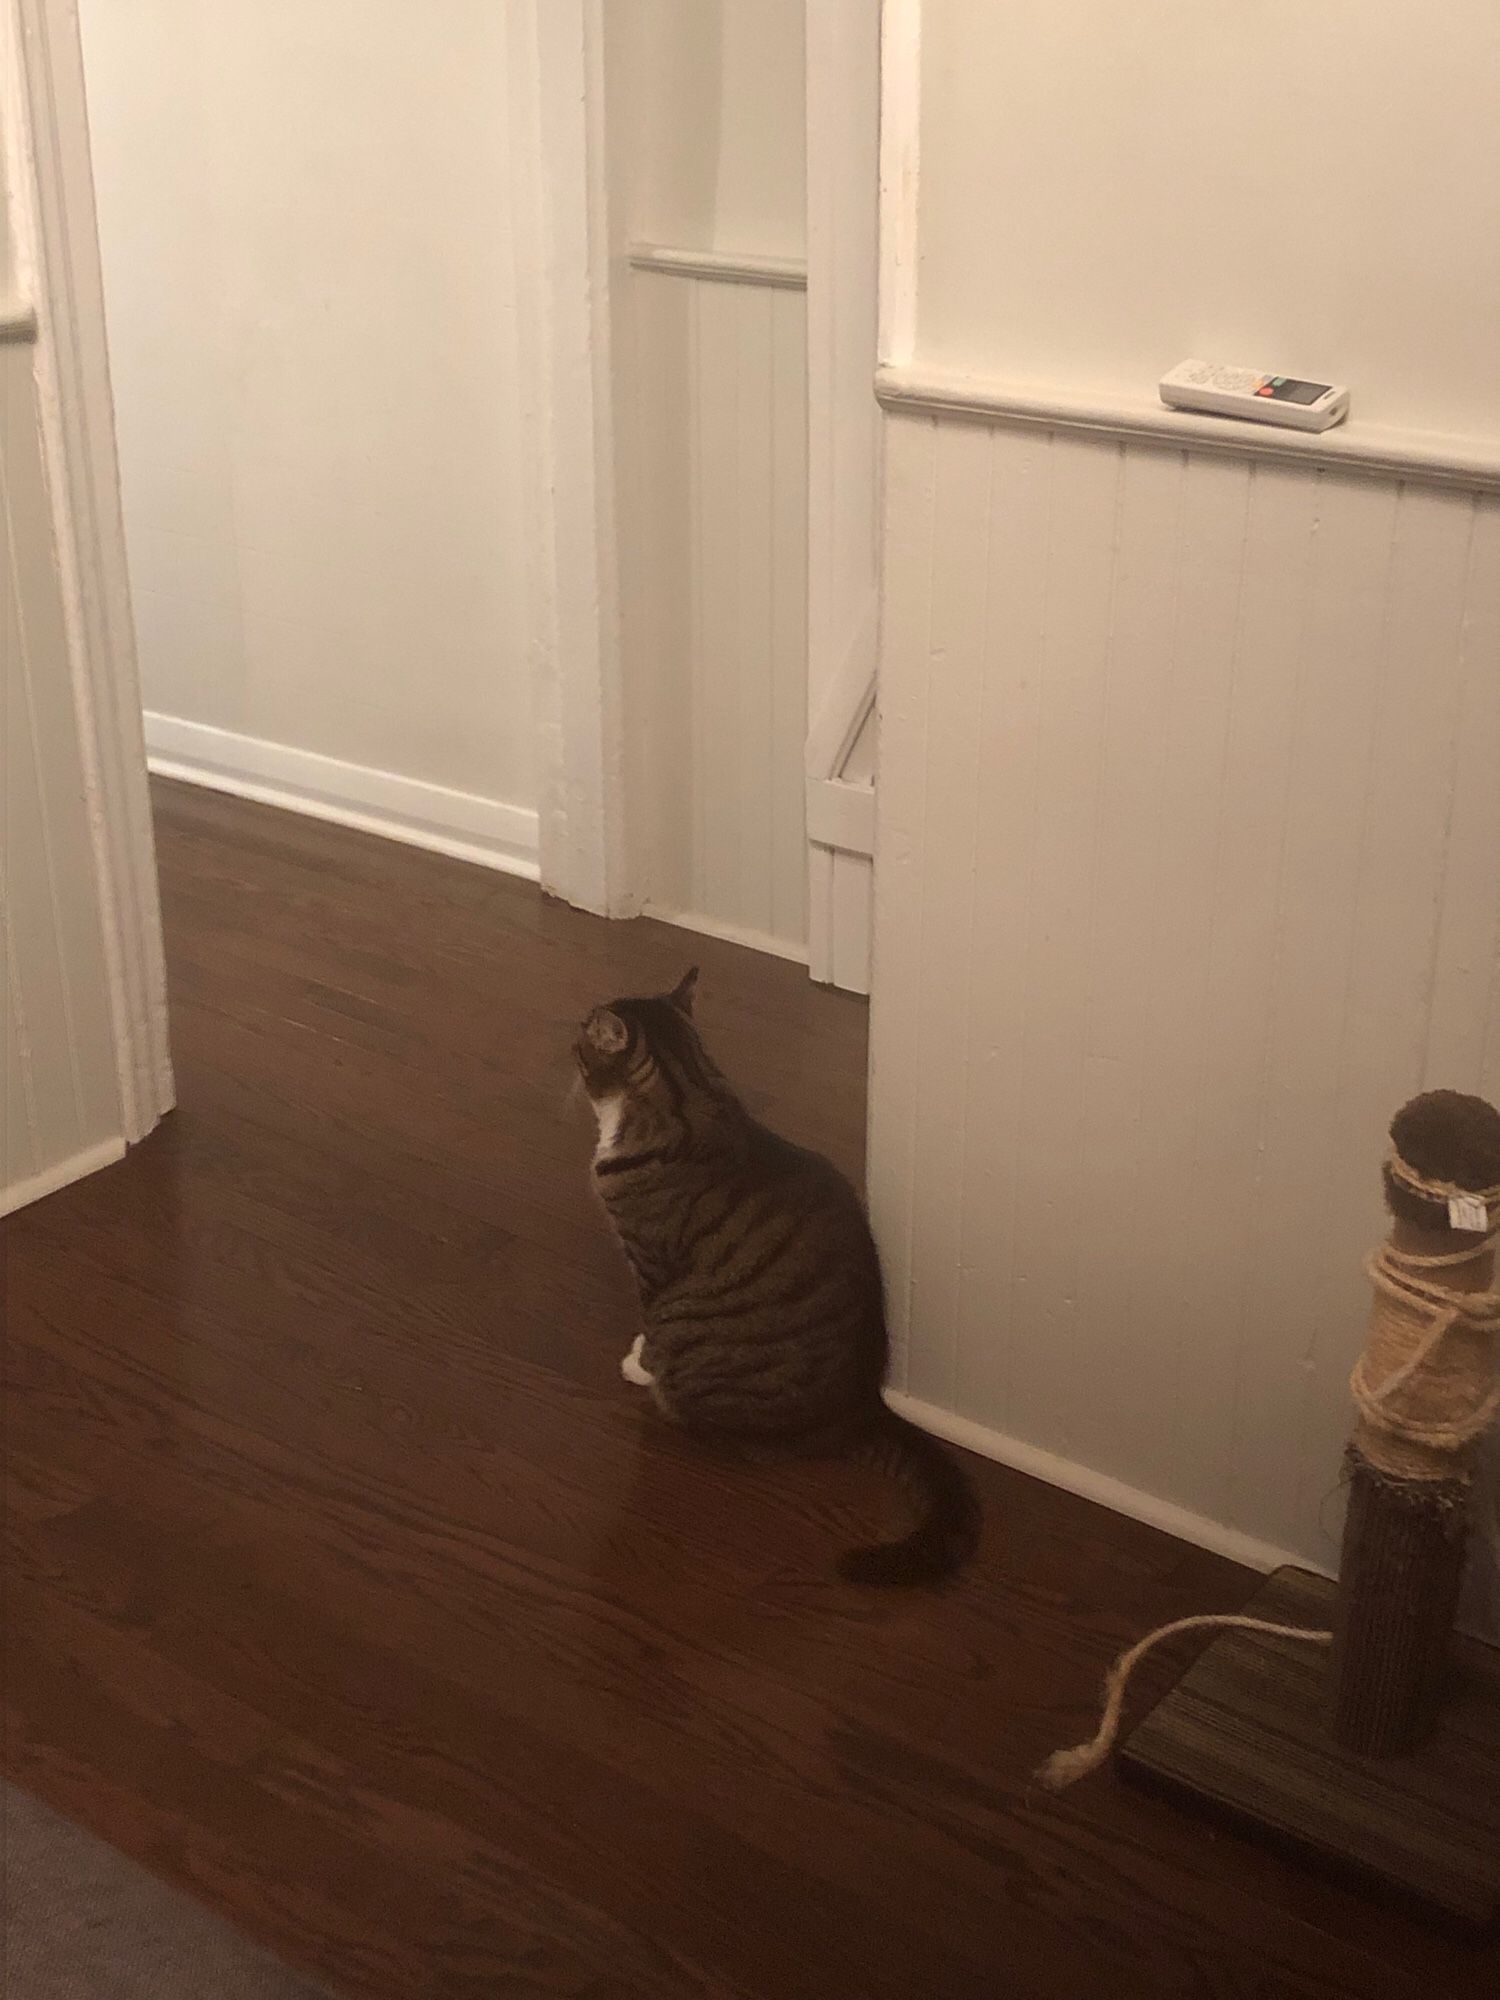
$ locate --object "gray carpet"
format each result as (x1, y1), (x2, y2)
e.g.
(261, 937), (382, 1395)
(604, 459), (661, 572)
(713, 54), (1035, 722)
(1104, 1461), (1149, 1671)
(3, 1783), (332, 1998)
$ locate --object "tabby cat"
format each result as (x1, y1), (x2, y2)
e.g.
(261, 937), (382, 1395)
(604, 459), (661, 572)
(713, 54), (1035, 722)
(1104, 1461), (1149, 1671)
(575, 968), (980, 1584)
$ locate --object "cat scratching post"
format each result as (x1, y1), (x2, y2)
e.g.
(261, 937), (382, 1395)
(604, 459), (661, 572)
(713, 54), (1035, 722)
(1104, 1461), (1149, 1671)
(1331, 1091), (1500, 1755)
(1046, 1091), (1500, 1925)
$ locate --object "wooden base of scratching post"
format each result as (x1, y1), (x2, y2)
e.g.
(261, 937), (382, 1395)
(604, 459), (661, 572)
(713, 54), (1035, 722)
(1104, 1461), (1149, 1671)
(1118, 1568), (1500, 1928)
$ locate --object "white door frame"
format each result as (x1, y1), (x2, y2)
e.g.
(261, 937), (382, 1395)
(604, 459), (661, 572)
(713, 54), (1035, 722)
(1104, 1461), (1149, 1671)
(5, 0), (172, 1145)
(804, 0), (880, 995)
(513, 0), (881, 980)
(506, 0), (638, 920)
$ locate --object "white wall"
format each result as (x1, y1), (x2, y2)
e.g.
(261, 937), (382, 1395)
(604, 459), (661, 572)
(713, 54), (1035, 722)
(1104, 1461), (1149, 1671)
(871, 1), (1500, 1607)
(914, 1), (1500, 436)
(77, 1), (538, 873)
(607, 0), (810, 959)
(610, 0), (805, 260)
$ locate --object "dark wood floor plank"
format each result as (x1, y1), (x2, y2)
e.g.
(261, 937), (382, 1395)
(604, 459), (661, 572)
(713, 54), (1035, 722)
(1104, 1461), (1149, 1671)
(5, 1457), (1401, 2000)
(4, 1588), (668, 2000)
(4, 778), (1494, 2000)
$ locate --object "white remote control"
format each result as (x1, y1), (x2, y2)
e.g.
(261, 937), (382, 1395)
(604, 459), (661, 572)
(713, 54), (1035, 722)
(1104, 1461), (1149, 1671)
(1160, 359), (1350, 434)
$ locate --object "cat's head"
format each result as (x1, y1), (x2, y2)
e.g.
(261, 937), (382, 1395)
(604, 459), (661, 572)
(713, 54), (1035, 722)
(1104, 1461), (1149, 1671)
(574, 967), (702, 1100)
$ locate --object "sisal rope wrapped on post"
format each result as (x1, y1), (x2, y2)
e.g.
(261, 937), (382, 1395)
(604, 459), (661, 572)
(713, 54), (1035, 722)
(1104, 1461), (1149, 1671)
(1039, 1089), (1500, 1791)
(1350, 1170), (1500, 1476)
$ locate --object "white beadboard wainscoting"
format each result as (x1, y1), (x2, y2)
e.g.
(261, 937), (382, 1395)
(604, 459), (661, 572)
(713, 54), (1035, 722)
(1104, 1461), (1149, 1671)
(619, 256), (811, 962)
(871, 406), (1500, 1580)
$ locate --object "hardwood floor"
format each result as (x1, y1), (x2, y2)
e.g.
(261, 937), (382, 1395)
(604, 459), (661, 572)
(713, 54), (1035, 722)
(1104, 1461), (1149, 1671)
(4, 779), (1494, 1999)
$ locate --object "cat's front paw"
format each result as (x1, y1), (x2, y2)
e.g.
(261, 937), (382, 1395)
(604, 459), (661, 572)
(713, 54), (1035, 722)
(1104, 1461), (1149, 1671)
(620, 1334), (654, 1387)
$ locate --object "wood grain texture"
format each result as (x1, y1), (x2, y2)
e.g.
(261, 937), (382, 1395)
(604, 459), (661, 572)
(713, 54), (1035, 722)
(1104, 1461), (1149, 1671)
(3, 780), (1495, 1998)
(871, 410), (1500, 1591)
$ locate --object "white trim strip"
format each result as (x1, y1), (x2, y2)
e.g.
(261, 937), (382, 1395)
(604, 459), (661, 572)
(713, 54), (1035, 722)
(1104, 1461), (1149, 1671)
(2, 1135), (125, 1219)
(144, 714), (540, 882)
(805, 775), (875, 857)
(510, 0), (634, 916)
(628, 244), (808, 291)
(1, 295), (38, 341)
(641, 902), (810, 968)
(876, 363), (1500, 493)
(887, 1389), (1336, 1580)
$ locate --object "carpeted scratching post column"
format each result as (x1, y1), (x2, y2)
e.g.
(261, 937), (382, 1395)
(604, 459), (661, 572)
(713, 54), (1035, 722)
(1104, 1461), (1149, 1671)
(1330, 1090), (1500, 1755)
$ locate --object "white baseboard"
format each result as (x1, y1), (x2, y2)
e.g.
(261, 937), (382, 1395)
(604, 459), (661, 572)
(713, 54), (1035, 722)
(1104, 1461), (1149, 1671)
(887, 1388), (1331, 1581)
(642, 903), (810, 968)
(144, 714), (540, 882)
(2, 1136), (127, 1219)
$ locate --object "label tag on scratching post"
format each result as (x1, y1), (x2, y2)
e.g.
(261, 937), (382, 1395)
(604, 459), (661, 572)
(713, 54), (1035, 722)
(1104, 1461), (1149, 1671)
(1448, 1194), (1490, 1232)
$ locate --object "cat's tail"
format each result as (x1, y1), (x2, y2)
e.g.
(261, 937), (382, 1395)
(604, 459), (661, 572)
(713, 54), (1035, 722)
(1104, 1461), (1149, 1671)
(839, 1403), (981, 1586)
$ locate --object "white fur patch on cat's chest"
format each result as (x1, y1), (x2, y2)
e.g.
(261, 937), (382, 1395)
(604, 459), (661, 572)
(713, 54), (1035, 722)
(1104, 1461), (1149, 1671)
(592, 1093), (626, 1162)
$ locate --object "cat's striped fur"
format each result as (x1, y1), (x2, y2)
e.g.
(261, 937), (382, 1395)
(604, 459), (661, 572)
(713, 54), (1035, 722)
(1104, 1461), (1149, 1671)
(576, 969), (980, 1585)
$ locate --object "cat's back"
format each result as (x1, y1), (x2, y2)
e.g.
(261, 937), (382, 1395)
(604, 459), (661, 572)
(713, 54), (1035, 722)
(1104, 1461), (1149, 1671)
(653, 1118), (887, 1414)
(676, 1116), (883, 1307)
(726, 1117), (871, 1226)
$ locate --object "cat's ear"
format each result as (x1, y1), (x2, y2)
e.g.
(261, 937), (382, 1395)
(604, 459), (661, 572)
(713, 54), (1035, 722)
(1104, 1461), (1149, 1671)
(669, 966), (699, 1016)
(584, 1008), (629, 1055)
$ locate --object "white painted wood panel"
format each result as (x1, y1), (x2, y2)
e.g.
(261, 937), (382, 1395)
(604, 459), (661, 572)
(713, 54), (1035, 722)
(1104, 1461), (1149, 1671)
(872, 408), (1500, 1579)
(804, 0), (879, 994)
(2, 342), (125, 1210)
(622, 268), (809, 958)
